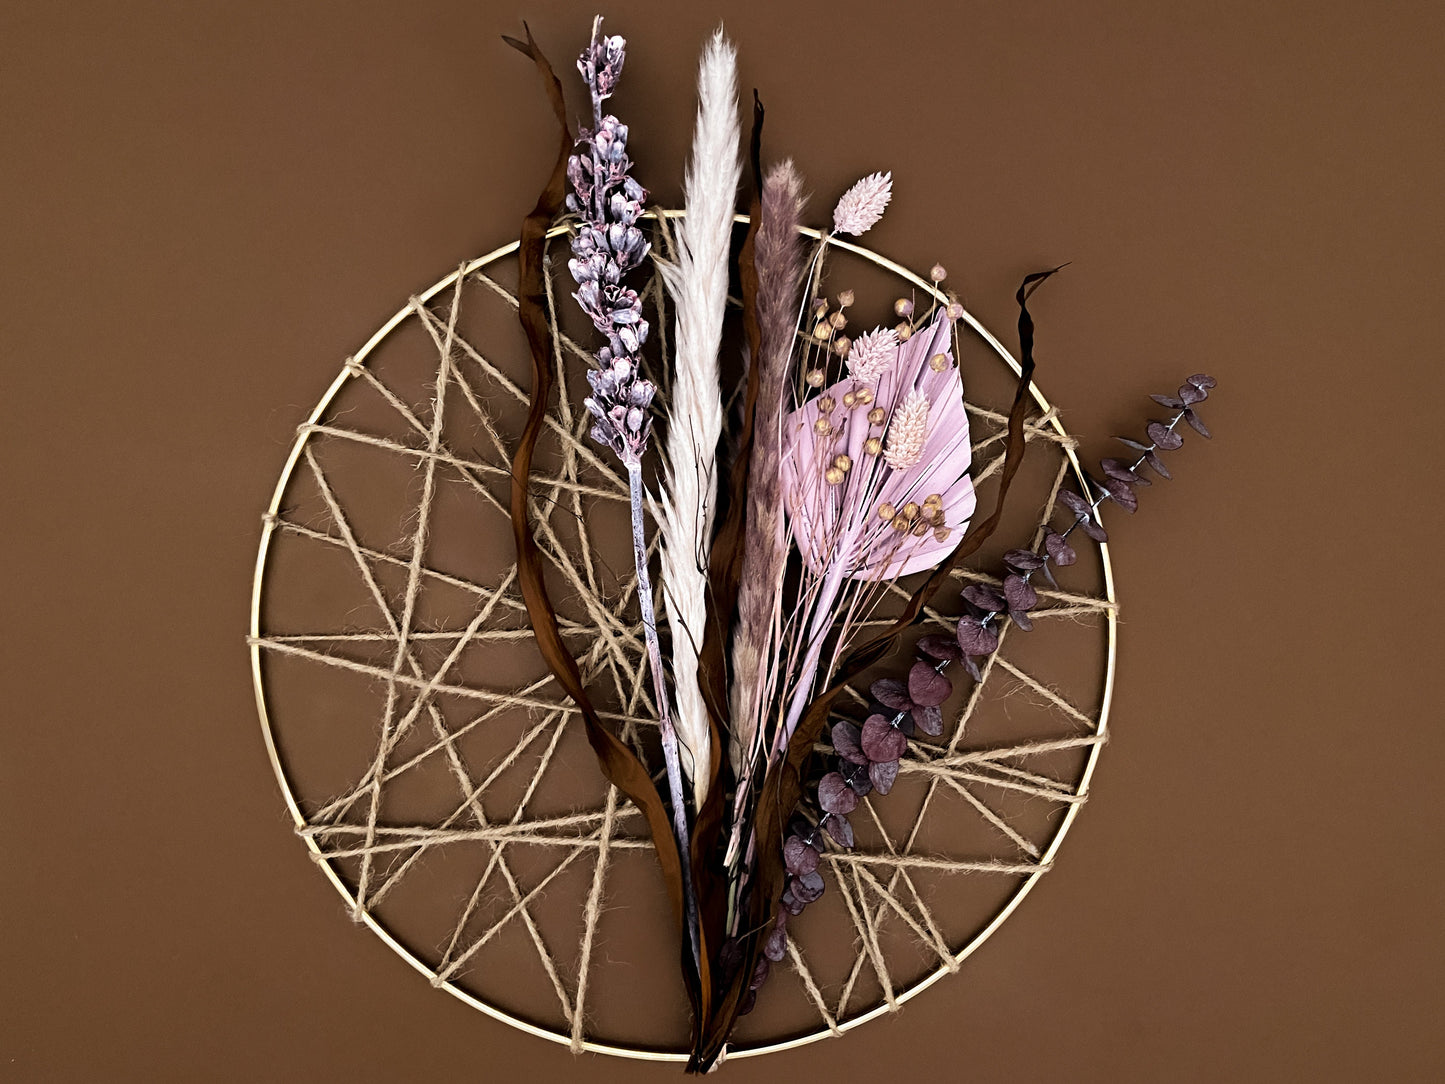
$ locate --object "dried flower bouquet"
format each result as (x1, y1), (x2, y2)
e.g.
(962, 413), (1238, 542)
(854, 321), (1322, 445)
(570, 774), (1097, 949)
(502, 17), (1215, 1070)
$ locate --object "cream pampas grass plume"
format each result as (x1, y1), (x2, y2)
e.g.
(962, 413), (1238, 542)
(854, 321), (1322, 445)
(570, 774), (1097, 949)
(728, 158), (807, 781)
(656, 27), (741, 809)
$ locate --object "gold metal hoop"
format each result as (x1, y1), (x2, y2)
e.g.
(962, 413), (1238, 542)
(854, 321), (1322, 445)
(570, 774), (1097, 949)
(249, 210), (1117, 1061)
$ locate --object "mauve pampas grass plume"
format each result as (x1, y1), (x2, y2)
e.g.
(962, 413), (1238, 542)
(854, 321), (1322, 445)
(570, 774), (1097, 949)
(728, 159), (807, 782)
(656, 26), (740, 811)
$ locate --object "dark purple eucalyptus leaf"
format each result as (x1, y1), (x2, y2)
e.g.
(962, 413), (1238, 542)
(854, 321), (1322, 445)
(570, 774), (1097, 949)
(739, 988), (758, 1016)
(1101, 457), (1150, 487)
(794, 869), (826, 903)
(1058, 489), (1092, 519)
(1003, 573), (1039, 613)
(1038, 561), (1058, 588)
(841, 759), (874, 796)
(962, 654), (983, 682)
(869, 678), (913, 712)
(1003, 548), (1047, 572)
(917, 633), (963, 662)
(862, 715), (908, 761)
(763, 923), (788, 963)
(859, 714), (891, 754)
(1115, 436), (1150, 451)
(895, 711), (916, 737)
(1146, 421), (1184, 450)
(831, 721), (867, 765)
(1078, 515), (1109, 543)
(823, 812), (854, 848)
(908, 660), (952, 706)
(788, 815), (815, 846)
(1179, 383), (1206, 405)
(817, 772), (859, 815)
(1184, 408), (1211, 438)
(1144, 449), (1172, 479)
(1099, 457), (1138, 482)
(956, 616), (1000, 656)
(750, 954), (771, 990)
(1100, 475), (1139, 512)
(1044, 528), (1077, 566)
(1187, 373), (1217, 389)
(718, 936), (744, 978)
(1150, 393), (1185, 409)
(780, 887), (804, 915)
(962, 584), (1008, 612)
(912, 702), (943, 736)
(869, 758), (900, 794)
(784, 835), (820, 875)
(1011, 608), (1034, 632)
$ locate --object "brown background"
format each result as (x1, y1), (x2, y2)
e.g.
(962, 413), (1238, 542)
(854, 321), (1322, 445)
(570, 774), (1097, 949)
(4, 1), (1443, 1080)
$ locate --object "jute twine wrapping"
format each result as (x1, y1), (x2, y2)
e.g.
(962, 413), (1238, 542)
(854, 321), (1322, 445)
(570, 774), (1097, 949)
(248, 214), (1118, 1061)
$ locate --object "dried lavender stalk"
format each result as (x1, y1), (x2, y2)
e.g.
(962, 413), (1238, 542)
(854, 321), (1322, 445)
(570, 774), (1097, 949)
(565, 17), (697, 960)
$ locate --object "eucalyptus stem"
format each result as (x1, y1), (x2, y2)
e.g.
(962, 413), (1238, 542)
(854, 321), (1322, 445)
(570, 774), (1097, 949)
(766, 375), (1218, 983)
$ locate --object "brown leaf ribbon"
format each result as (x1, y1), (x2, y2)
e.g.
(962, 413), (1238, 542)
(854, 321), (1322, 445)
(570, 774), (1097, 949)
(503, 21), (692, 994)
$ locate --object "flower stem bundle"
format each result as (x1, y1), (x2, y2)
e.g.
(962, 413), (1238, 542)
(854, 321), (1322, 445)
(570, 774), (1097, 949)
(502, 17), (1219, 1070)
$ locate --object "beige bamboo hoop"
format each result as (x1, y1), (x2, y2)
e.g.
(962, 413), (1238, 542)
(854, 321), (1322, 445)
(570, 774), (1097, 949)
(248, 210), (1118, 1061)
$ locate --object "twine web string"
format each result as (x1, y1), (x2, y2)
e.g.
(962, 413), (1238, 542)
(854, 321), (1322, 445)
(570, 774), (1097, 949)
(249, 220), (1117, 1058)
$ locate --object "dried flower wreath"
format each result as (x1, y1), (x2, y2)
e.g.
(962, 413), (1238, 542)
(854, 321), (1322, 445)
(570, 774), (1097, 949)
(499, 16), (1214, 1071)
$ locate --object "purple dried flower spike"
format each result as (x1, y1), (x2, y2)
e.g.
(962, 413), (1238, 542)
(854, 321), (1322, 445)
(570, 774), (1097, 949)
(566, 17), (654, 461)
(575, 21), (626, 100)
(564, 17), (700, 966)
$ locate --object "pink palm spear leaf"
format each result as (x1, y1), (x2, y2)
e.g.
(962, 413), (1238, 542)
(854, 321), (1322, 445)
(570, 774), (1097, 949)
(775, 308), (975, 745)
